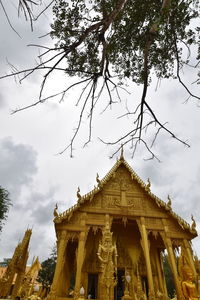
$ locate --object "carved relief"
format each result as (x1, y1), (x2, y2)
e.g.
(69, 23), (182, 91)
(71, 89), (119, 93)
(102, 195), (121, 208)
(104, 167), (139, 193)
(127, 196), (142, 209)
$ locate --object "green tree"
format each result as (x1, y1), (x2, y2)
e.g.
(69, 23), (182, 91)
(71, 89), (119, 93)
(1, 0), (200, 158)
(0, 186), (11, 233)
(163, 254), (175, 298)
(37, 247), (57, 288)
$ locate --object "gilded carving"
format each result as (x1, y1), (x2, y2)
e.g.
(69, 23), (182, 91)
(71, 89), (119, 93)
(103, 195), (121, 208)
(97, 222), (117, 300)
(179, 252), (198, 300)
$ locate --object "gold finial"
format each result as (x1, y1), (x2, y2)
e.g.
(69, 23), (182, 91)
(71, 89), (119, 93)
(146, 178), (151, 191)
(77, 187), (81, 200)
(53, 203), (59, 217)
(191, 214), (196, 231)
(120, 145), (124, 160)
(167, 195), (172, 208)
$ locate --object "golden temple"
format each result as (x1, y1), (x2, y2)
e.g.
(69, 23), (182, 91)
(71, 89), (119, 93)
(47, 154), (199, 300)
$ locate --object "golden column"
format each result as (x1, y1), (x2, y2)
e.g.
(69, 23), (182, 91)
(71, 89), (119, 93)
(74, 231), (87, 298)
(48, 230), (68, 299)
(74, 213), (87, 299)
(155, 249), (168, 296)
(139, 217), (155, 299)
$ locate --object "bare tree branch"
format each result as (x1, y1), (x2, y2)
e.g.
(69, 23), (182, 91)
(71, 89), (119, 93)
(0, 0), (21, 37)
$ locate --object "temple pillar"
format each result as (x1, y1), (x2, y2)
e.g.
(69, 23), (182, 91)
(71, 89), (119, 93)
(139, 217), (155, 299)
(155, 249), (168, 296)
(154, 249), (164, 293)
(183, 239), (197, 278)
(48, 230), (68, 300)
(74, 231), (87, 298)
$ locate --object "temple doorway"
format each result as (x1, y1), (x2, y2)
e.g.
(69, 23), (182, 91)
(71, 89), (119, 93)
(87, 273), (98, 299)
(114, 269), (125, 300)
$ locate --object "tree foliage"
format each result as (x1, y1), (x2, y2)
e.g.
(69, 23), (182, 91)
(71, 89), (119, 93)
(37, 247), (56, 288)
(51, 0), (199, 83)
(1, 0), (200, 158)
(163, 254), (175, 298)
(0, 186), (11, 233)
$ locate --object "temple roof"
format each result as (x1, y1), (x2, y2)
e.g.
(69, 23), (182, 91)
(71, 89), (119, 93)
(54, 154), (197, 236)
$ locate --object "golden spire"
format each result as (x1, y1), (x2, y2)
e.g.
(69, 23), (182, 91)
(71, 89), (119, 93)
(120, 145), (124, 160)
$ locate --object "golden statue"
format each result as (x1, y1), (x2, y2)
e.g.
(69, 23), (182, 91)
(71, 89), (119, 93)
(97, 221), (117, 300)
(181, 264), (198, 300)
(19, 257), (41, 299)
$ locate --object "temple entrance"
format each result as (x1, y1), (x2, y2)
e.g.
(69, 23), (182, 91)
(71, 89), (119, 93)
(87, 273), (98, 299)
(114, 269), (125, 300)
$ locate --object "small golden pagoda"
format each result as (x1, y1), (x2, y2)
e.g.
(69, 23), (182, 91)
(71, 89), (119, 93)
(19, 256), (41, 298)
(48, 154), (198, 300)
(0, 229), (32, 298)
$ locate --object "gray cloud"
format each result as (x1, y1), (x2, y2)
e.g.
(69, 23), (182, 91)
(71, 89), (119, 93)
(27, 189), (57, 225)
(0, 92), (6, 108)
(0, 137), (38, 195)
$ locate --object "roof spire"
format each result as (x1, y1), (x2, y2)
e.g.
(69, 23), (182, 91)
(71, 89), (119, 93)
(120, 144), (124, 160)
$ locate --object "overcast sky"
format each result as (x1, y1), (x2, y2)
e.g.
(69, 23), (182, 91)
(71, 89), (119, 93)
(0, 1), (200, 264)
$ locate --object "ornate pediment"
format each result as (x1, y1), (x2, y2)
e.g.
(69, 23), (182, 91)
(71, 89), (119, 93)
(55, 156), (196, 237)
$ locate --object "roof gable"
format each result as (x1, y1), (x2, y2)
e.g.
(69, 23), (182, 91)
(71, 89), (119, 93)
(54, 156), (197, 237)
